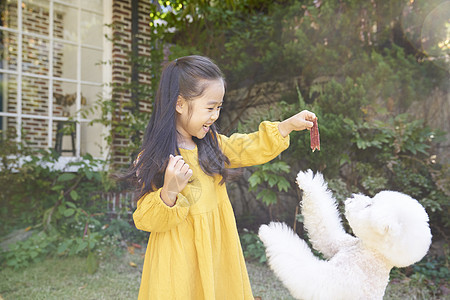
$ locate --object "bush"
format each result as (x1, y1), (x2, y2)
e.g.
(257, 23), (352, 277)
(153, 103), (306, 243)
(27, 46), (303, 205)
(239, 229), (267, 264)
(0, 136), (144, 271)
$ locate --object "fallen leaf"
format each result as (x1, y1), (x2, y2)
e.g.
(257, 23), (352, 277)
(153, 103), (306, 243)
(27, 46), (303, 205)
(129, 261), (137, 268)
(131, 243), (142, 249)
(127, 246), (135, 255)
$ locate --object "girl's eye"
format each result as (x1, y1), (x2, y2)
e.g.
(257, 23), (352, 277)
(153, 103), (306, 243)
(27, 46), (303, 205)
(208, 106), (222, 111)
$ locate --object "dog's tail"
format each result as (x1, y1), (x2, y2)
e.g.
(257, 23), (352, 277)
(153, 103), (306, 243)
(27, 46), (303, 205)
(258, 222), (328, 299)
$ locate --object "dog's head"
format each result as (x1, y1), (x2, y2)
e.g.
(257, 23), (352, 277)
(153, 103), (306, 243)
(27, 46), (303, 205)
(345, 191), (432, 267)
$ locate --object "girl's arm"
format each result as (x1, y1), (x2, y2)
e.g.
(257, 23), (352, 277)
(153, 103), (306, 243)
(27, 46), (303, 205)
(133, 189), (191, 233)
(133, 155), (194, 233)
(219, 110), (316, 168)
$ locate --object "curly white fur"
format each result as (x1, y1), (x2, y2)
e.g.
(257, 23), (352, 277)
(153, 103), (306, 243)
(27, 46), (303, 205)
(258, 170), (432, 300)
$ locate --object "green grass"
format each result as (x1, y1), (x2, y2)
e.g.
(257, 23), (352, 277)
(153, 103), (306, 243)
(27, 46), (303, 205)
(0, 247), (447, 300)
(0, 254), (141, 300)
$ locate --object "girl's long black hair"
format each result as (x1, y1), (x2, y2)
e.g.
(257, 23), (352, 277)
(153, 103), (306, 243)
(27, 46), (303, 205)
(126, 55), (234, 198)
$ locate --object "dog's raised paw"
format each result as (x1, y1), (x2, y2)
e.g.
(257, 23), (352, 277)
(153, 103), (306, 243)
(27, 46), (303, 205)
(296, 169), (326, 192)
(258, 224), (269, 239)
(296, 169), (315, 190)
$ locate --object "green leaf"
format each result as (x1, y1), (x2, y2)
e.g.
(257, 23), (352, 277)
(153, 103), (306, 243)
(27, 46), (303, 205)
(83, 153), (94, 161)
(66, 202), (77, 208)
(257, 189), (277, 205)
(70, 190), (80, 201)
(63, 208), (75, 217)
(30, 251), (39, 259)
(57, 241), (71, 254)
(76, 241), (88, 253)
(267, 175), (278, 188)
(51, 185), (64, 191)
(93, 172), (102, 181)
(85, 170), (93, 180)
(278, 163), (290, 173)
(277, 178), (291, 192)
(86, 252), (99, 274)
(57, 173), (76, 182)
(248, 173), (262, 188)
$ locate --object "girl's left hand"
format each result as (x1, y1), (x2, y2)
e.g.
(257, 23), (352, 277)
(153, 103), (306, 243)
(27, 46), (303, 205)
(278, 110), (317, 138)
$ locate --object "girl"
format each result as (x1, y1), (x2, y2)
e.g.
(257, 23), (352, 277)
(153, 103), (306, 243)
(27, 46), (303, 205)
(131, 55), (316, 299)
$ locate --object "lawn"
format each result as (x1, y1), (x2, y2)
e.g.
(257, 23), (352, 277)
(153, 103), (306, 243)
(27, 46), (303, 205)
(0, 245), (446, 300)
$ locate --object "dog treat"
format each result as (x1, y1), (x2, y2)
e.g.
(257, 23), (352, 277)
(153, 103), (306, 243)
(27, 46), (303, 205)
(310, 119), (320, 152)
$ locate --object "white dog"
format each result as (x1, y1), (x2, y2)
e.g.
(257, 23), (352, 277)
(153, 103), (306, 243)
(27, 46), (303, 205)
(258, 170), (432, 300)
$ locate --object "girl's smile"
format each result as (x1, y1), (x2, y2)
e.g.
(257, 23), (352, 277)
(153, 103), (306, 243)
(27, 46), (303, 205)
(176, 79), (225, 148)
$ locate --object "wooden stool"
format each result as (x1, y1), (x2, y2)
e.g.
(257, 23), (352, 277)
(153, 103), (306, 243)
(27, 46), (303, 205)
(54, 121), (76, 156)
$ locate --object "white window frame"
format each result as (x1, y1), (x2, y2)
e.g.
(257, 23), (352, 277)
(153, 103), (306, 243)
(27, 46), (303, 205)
(0, 0), (112, 160)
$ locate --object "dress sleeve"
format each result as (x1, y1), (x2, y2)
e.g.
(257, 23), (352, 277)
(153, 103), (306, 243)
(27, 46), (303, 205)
(218, 121), (290, 168)
(132, 188), (192, 233)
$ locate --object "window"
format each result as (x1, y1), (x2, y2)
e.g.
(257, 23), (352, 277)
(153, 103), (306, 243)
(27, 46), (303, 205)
(0, 0), (111, 158)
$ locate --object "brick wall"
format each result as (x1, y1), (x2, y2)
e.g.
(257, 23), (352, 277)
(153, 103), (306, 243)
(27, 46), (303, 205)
(111, 0), (152, 165)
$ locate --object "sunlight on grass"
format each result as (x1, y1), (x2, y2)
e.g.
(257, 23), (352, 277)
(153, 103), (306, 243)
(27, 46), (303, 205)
(0, 253), (141, 300)
(0, 247), (444, 300)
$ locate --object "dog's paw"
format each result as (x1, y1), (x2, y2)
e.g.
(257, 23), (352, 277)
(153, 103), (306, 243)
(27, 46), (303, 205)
(258, 224), (269, 237)
(296, 169), (325, 192)
(258, 224), (273, 246)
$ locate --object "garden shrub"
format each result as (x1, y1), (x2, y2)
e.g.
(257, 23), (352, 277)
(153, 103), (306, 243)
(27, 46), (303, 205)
(0, 134), (145, 270)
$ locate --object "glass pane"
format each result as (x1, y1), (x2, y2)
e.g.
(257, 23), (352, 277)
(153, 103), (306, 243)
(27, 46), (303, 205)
(22, 117), (49, 149)
(80, 84), (104, 157)
(1, 0), (18, 30)
(81, 10), (103, 47)
(53, 119), (76, 156)
(22, 75), (49, 116)
(1, 72), (18, 114)
(81, 121), (103, 157)
(0, 31), (18, 71)
(54, 41), (77, 79)
(54, 3), (78, 43)
(53, 80), (77, 117)
(81, 0), (102, 13)
(81, 83), (101, 116)
(81, 47), (102, 82)
(1, 116), (18, 139)
(22, 35), (49, 75)
(22, 0), (50, 36)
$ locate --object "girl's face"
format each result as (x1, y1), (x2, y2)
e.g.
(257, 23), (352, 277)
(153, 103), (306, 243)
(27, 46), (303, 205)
(176, 79), (225, 146)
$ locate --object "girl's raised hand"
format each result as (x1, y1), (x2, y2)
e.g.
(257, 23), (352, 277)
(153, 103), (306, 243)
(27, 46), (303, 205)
(160, 155), (193, 206)
(278, 110), (317, 137)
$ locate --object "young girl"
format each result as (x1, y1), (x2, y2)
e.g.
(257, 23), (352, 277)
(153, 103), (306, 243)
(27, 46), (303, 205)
(131, 55), (316, 299)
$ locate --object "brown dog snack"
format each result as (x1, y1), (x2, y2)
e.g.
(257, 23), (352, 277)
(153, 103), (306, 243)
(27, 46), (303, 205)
(310, 119), (320, 152)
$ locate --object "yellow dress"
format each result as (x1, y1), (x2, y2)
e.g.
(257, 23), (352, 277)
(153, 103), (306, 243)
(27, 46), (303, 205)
(133, 121), (290, 299)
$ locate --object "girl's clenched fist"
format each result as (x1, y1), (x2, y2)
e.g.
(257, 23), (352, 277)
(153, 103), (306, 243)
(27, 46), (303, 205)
(160, 154), (193, 206)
